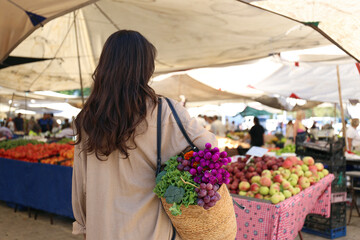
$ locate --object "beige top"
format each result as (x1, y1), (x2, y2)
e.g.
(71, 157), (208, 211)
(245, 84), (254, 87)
(72, 98), (217, 240)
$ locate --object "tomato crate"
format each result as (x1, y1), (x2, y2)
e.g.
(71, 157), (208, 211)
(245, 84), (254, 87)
(304, 202), (346, 230)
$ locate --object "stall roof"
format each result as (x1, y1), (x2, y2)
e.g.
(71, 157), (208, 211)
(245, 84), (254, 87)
(0, 0), (332, 91)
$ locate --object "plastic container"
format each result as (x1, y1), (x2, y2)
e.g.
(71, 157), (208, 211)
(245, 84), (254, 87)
(331, 192), (347, 203)
(302, 226), (346, 239)
(303, 202), (346, 234)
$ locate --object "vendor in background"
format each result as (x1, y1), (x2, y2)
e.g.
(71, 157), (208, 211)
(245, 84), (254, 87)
(210, 116), (226, 137)
(346, 118), (360, 151)
(249, 117), (265, 147)
(285, 120), (294, 145)
(294, 110), (306, 143)
(14, 113), (24, 131)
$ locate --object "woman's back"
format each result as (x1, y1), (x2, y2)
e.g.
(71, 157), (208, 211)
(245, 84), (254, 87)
(72, 99), (217, 240)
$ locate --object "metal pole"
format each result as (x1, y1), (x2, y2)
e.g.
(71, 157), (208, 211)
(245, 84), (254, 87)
(73, 12), (85, 107)
(336, 65), (347, 149)
(8, 93), (15, 117)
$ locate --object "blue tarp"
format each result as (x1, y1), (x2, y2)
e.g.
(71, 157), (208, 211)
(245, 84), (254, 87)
(0, 158), (73, 218)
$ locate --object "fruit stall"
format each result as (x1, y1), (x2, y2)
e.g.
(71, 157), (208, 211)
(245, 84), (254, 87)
(225, 154), (336, 239)
(0, 139), (75, 218)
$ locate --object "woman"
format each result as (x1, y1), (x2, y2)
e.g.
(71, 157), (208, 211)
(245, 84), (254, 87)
(293, 110), (306, 143)
(285, 120), (294, 146)
(346, 118), (360, 151)
(72, 30), (216, 240)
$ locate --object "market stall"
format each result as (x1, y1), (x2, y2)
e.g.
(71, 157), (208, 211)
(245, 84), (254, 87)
(0, 157), (73, 218)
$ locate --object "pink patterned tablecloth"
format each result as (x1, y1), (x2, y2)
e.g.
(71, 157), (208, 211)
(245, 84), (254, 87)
(233, 174), (335, 240)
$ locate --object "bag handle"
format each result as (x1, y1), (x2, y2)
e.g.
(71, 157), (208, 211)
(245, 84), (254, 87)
(165, 98), (199, 152)
(156, 97), (177, 240)
(156, 98), (162, 177)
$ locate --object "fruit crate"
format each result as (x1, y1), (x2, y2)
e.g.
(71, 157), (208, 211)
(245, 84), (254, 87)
(303, 202), (346, 231)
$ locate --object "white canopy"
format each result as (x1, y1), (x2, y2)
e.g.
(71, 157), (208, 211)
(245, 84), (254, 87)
(185, 46), (360, 104)
(0, 0), (95, 62)
(0, 0), (332, 91)
(245, 0), (360, 62)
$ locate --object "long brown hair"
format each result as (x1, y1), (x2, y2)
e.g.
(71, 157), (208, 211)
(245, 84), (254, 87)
(74, 30), (158, 159)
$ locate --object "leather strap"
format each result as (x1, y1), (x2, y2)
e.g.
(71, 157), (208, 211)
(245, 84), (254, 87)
(165, 98), (199, 152)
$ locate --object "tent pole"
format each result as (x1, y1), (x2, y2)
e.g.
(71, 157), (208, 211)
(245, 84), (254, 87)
(73, 12), (85, 107)
(336, 65), (347, 149)
(8, 93), (15, 117)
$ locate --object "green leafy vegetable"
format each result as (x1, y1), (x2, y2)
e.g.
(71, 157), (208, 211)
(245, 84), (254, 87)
(164, 186), (185, 204)
(153, 156), (198, 215)
(169, 203), (182, 216)
(156, 170), (167, 184)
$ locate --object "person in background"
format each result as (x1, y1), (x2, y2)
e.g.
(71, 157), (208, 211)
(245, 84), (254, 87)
(0, 122), (13, 140)
(204, 116), (212, 131)
(27, 116), (41, 134)
(294, 110), (306, 143)
(62, 119), (71, 129)
(38, 113), (52, 133)
(56, 121), (74, 138)
(285, 120), (294, 145)
(211, 116), (226, 137)
(195, 114), (206, 128)
(229, 121), (236, 132)
(14, 113), (24, 131)
(6, 118), (15, 132)
(225, 119), (230, 132)
(346, 118), (360, 151)
(249, 117), (265, 147)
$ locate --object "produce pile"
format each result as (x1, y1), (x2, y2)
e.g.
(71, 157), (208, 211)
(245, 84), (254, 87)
(272, 144), (296, 155)
(0, 139), (74, 166)
(154, 143), (231, 215)
(225, 155), (329, 204)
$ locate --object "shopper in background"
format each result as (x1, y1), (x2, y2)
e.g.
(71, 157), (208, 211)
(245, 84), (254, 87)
(249, 117), (265, 147)
(285, 120), (294, 146)
(0, 122), (13, 140)
(14, 113), (24, 131)
(62, 119), (71, 129)
(211, 116), (226, 137)
(56, 121), (74, 139)
(294, 110), (306, 143)
(72, 30), (216, 240)
(346, 118), (360, 151)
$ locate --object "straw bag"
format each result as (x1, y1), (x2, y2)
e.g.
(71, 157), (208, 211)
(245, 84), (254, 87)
(156, 98), (237, 240)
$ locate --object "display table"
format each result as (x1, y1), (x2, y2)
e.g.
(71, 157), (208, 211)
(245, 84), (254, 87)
(233, 174), (334, 240)
(0, 157), (73, 218)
